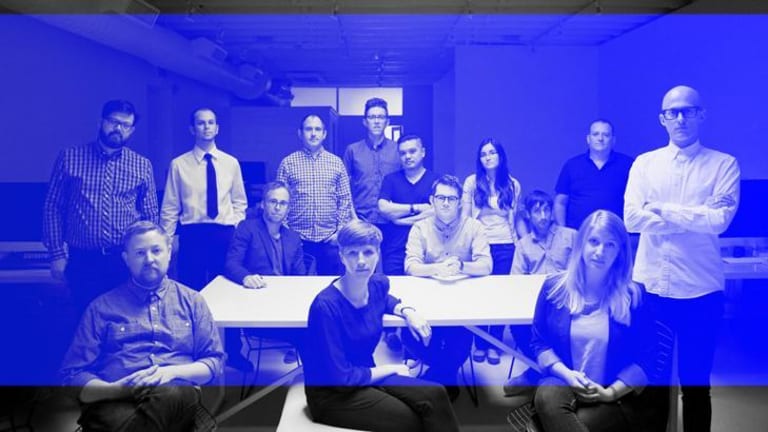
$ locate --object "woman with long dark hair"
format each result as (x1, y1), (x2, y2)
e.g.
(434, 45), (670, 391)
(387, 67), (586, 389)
(462, 138), (527, 365)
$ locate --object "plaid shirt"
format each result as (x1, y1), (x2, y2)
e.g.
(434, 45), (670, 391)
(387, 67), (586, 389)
(276, 147), (353, 242)
(43, 142), (159, 260)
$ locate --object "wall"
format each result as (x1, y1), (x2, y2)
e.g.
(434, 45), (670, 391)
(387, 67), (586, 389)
(451, 45), (600, 194)
(598, 14), (768, 180)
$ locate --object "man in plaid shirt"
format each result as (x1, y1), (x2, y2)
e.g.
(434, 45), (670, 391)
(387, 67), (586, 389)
(277, 114), (354, 275)
(43, 100), (159, 318)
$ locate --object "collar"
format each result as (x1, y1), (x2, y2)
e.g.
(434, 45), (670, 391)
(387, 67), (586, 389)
(301, 146), (325, 158)
(531, 223), (557, 244)
(433, 215), (463, 238)
(193, 144), (219, 163)
(125, 276), (170, 303)
(366, 135), (389, 150)
(92, 141), (123, 160)
(585, 149), (614, 164)
(667, 140), (702, 161)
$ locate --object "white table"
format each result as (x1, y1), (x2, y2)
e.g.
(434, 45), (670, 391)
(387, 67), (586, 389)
(201, 274), (547, 423)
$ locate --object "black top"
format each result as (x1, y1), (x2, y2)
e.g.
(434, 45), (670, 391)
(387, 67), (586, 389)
(303, 274), (400, 410)
(379, 169), (438, 256)
(554, 151), (634, 229)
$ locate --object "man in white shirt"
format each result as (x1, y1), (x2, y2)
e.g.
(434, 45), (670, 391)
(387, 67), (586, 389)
(624, 85), (740, 432)
(161, 108), (248, 291)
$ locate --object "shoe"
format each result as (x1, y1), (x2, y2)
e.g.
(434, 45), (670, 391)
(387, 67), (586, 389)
(503, 368), (537, 397)
(283, 349), (298, 364)
(227, 352), (254, 372)
(487, 348), (501, 365)
(472, 349), (487, 363)
(385, 332), (402, 351)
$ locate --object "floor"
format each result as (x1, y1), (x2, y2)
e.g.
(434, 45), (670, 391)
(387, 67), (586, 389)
(5, 279), (768, 431)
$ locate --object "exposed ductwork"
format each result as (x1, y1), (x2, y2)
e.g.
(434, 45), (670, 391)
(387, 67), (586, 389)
(0, 0), (271, 100)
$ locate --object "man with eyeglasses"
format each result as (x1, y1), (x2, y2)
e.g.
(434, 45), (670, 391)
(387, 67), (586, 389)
(223, 181), (306, 366)
(554, 119), (634, 229)
(43, 100), (159, 319)
(277, 114), (354, 276)
(343, 98), (401, 232)
(624, 85), (740, 432)
(403, 174), (492, 401)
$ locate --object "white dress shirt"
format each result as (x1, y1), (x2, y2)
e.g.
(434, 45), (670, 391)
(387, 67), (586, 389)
(624, 141), (740, 299)
(161, 145), (247, 236)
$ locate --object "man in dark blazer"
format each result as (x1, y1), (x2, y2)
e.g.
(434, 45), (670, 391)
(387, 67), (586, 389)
(224, 181), (307, 366)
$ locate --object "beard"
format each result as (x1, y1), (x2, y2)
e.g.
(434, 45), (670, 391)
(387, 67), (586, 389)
(99, 129), (126, 149)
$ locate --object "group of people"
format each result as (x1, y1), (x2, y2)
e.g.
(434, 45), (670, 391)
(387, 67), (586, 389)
(45, 84), (739, 432)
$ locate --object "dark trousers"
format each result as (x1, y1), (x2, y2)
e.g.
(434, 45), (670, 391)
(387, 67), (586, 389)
(403, 327), (472, 386)
(310, 374), (459, 432)
(177, 224), (234, 291)
(534, 377), (631, 432)
(66, 248), (129, 319)
(78, 384), (200, 432)
(475, 243), (515, 351)
(647, 291), (724, 432)
(303, 240), (341, 276)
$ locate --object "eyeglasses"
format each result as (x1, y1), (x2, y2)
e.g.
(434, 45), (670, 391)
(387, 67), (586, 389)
(433, 195), (460, 204)
(266, 199), (289, 208)
(660, 107), (701, 120)
(365, 115), (388, 121)
(103, 117), (134, 130)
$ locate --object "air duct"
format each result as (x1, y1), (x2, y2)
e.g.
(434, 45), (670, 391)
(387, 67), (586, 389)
(0, 0), (270, 100)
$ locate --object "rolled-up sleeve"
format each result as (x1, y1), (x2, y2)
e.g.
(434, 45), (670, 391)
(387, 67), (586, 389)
(191, 295), (225, 382)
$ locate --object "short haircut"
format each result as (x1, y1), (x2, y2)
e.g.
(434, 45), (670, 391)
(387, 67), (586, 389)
(190, 107), (216, 126)
(262, 180), (290, 200)
(524, 190), (554, 212)
(589, 118), (614, 134)
(364, 98), (389, 116)
(298, 113), (325, 130)
(397, 134), (422, 148)
(121, 220), (170, 250)
(431, 174), (463, 198)
(337, 220), (383, 249)
(102, 100), (138, 125)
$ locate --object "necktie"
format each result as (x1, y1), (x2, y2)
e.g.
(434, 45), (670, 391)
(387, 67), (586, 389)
(204, 153), (219, 219)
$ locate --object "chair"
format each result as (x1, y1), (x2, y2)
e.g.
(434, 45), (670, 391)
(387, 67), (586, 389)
(277, 376), (365, 432)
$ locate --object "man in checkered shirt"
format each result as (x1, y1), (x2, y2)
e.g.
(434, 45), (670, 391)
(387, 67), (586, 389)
(43, 100), (159, 318)
(276, 114), (354, 275)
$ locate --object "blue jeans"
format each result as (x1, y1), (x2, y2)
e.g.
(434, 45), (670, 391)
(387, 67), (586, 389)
(475, 243), (515, 351)
(534, 377), (629, 432)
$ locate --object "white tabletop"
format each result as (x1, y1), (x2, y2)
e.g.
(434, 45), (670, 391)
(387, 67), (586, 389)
(200, 274), (547, 328)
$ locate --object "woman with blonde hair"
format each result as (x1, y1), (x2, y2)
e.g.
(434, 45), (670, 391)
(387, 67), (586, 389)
(302, 220), (460, 432)
(530, 210), (667, 431)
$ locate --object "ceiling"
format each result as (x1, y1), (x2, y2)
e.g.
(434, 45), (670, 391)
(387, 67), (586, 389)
(148, 0), (705, 86)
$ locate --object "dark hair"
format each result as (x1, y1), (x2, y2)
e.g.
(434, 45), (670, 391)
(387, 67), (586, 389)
(337, 220), (383, 249)
(431, 174), (463, 198)
(189, 107), (217, 126)
(474, 138), (515, 209)
(588, 118), (615, 134)
(263, 180), (290, 200)
(364, 98), (389, 117)
(102, 100), (138, 125)
(523, 190), (553, 212)
(298, 114), (325, 130)
(121, 220), (170, 250)
(397, 134), (422, 147)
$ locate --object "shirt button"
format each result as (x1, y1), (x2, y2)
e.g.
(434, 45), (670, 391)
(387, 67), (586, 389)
(151, 307), (156, 311)
(153, 324), (158, 328)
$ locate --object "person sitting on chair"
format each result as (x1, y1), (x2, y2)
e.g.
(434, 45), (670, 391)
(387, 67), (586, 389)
(224, 180), (307, 367)
(60, 221), (224, 432)
(530, 210), (666, 432)
(302, 220), (460, 432)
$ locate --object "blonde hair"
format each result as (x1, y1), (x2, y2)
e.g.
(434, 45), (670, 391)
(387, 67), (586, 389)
(547, 210), (641, 325)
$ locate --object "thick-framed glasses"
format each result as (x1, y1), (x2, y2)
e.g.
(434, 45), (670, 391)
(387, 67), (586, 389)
(266, 199), (289, 208)
(433, 195), (459, 204)
(103, 117), (134, 130)
(365, 115), (388, 121)
(660, 107), (701, 120)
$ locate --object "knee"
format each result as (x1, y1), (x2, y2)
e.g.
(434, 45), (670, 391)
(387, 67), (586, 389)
(143, 385), (199, 410)
(534, 378), (573, 415)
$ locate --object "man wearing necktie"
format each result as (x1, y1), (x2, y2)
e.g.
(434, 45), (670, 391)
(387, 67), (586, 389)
(161, 108), (247, 296)
(624, 86), (741, 432)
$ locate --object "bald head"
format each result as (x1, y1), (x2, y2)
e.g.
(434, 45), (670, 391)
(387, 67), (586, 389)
(659, 85), (705, 148)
